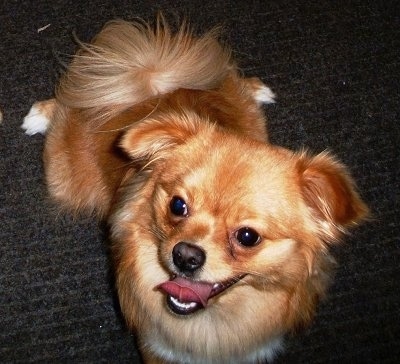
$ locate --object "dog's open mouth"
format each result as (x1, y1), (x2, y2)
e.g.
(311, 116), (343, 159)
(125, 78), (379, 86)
(157, 275), (245, 315)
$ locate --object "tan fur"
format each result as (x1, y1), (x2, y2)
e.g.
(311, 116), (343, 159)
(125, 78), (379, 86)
(57, 17), (233, 123)
(41, 19), (368, 363)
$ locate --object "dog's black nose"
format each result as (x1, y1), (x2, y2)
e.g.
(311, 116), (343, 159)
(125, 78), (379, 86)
(172, 242), (206, 274)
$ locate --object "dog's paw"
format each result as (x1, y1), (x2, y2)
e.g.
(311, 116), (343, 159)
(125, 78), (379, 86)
(253, 84), (276, 105)
(22, 103), (50, 135)
(21, 100), (54, 135)
(245, 78), (276, 105)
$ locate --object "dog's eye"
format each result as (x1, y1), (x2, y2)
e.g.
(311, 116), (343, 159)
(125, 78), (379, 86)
(170, 196), (188, 217)
(235, 227), (261, 247)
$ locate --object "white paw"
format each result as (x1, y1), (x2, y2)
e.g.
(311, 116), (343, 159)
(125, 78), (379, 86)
(254, 85), (276, 105)
(21, 104), (50, 135)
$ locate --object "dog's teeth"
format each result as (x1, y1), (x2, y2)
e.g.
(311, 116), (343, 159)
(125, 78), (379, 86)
(212, 283), (222, 293)
(170, 296), (197, 309)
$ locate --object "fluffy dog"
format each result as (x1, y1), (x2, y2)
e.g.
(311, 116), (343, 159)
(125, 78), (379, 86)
(23, 18), (368, 363)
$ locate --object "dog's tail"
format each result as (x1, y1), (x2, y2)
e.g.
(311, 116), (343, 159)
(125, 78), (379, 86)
(56, 18), (234, 122)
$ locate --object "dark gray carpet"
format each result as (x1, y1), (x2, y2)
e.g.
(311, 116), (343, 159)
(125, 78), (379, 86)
(1, 0), (399, 362)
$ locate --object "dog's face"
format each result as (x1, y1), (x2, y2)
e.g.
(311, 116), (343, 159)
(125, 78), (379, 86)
(111, 110), (367, 360)
(151, 136), (311, 316)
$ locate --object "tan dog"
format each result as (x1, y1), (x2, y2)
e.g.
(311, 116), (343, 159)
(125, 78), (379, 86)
(23, 19), (368, 363)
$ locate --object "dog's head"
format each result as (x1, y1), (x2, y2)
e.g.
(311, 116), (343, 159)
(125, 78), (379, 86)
(112, 108), (368, 357)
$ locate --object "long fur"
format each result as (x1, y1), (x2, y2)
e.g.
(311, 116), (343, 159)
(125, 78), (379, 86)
(57, 18), (233, 122)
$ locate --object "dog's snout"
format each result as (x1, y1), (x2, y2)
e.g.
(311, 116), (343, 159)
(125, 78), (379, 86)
(172, 242), (206, 273)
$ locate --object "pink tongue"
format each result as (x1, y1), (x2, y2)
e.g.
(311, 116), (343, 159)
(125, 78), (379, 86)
(157, 277), (214, 307)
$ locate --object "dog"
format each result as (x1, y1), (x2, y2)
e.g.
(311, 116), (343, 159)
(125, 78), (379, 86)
(22, 18), (368, 363)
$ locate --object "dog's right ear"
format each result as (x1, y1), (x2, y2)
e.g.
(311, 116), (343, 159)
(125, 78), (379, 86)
(120, 110), (209, 161)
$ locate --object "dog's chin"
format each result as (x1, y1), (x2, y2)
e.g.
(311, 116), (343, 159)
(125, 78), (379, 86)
(158, 274), (246, 316)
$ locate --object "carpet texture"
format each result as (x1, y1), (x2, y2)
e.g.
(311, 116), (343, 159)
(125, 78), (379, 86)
(1, 0), (399, 362)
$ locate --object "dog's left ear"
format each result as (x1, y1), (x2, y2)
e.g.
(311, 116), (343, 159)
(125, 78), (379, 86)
(297, 152), (369, 240)
(120, 111), (208, 161)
